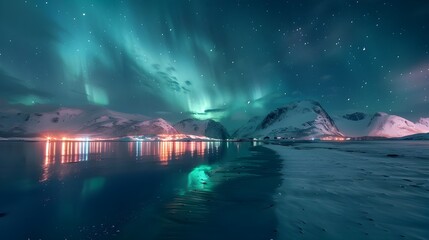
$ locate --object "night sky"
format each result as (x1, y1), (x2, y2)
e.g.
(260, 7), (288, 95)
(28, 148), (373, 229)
(1, 0), (428, 129)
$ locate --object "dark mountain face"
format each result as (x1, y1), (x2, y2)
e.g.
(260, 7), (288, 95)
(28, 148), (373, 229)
(174, 118), (230, 139)
(259, 108), (288, 129)
(343, 112), (366, 121)
(206, 120), (230, 139)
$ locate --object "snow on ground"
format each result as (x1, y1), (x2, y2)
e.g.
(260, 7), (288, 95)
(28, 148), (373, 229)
(266, 141), (429, 240)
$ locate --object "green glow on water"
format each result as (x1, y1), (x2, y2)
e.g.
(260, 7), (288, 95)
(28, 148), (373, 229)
(81, 177), (106, 197)
(187, 165), (212, 191)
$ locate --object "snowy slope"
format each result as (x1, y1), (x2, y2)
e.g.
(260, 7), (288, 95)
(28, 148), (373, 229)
(334, 112), (429, 138)
(235, 100), (342, 139)
(417, 118), (429, 128)
(78, 117), (178, 137)
(0, 107), (177, 137)
(128, 118), (178, 135)
(0, 108), (84, 136)
(174, 118), (230, 139)
(399, 132), (429, 140)
(366, 112), (429, 138)
(231, 116), (261, 138)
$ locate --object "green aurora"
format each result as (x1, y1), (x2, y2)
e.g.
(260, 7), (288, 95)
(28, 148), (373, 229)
(1, 0), (429, 129)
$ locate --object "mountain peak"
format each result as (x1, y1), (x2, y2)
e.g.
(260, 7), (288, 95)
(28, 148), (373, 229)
(366, 113), (429, 138)
(373, 112), (389, 117)
(342, 112), (367, 121)
(174, 118), (230, 139)
(235, 100), (342, 139)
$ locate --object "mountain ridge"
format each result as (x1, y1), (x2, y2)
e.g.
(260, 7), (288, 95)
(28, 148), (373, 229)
(0, 107), (175, 138)
(1, 101), (428, 139)
(234, 100), (343, 139)
(174, 118), (230, 139)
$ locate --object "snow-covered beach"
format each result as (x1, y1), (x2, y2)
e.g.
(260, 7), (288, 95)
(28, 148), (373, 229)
(267, 141), (429, 239)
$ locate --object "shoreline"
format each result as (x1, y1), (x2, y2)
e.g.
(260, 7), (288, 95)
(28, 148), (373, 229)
(150, 145), (283, 239)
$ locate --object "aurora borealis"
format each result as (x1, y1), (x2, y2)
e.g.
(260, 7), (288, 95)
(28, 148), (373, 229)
(0, 0), (428, 129)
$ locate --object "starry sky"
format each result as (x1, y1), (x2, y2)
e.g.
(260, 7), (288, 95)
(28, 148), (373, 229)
(0, 0), (428, 130)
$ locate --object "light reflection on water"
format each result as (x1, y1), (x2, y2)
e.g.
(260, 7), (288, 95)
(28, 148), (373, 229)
(41, 140), (224, 183)
(44, 140), (222, 165)
(133, 141), (221, 164)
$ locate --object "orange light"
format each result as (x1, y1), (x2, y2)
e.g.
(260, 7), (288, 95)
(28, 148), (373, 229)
(44, 140), (50, 165)
(61, 141), (65, 163)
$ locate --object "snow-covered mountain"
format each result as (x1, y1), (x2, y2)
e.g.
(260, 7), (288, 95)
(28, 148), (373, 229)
(366, 112), (429, 138)
(335, 112), (429, 138)
(234, 100), (343, 139)
(2, 103), (427, 139)
(418, 118), (429, 128)
(79, 116), (178, 137)
(0, 107), (177, 137)
(232, 116), (261, 138)
(174, 118), (230, 139)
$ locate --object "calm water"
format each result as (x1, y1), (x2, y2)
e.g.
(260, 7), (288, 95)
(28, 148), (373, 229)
(0, 141), (280, 240)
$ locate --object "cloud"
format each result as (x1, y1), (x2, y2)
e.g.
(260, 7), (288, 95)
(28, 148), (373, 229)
(155, 111), (173, 115)
(0, 70), (52, 101)
(204, 108), (227, 113)
(186, 111), (206, 116)
(395, 62), (429, 91)
(166, 66), (176, 74)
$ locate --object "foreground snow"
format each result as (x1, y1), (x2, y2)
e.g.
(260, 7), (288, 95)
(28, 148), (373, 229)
(267, 141), (429, 240)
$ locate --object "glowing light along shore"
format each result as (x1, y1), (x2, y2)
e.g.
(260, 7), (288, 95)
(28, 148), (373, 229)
(43, 134), (353, 142)
(44, 133), (221, 142)
(320, 136), (351, 141)
(46, 136), (103, 141)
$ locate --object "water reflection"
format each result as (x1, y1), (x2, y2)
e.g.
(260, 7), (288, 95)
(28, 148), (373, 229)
(44, 140), (93, 164)
(81, 177), (106, 198)
(131, 141), (221, 164)
(43, 140), (222, 166)
(187, 165), (213, 191)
